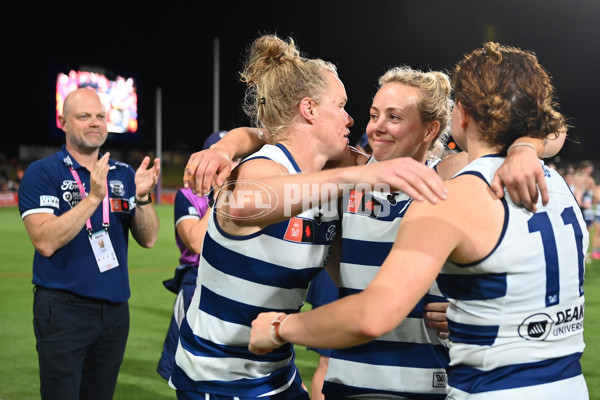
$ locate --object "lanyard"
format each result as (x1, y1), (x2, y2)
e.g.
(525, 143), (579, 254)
(69, 167), (110, 236)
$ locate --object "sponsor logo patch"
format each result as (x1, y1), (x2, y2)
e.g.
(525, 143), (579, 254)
(110, 198), (130, 213)
(345, 190), (388, 218)
(283, 217), (314, 243)
(519, 304), (585, 340)
(346, 190), (364, 213)
(40, 195), (59, 208)
(518, 313), (553, 340)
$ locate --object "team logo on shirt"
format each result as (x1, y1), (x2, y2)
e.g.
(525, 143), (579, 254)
(283, 217), (314, 243)
(109, 180), (125, 196)
(39, 195), (59, 208)
(62, 155), (74, 167)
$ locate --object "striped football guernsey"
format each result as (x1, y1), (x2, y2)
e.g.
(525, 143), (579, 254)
(439, 155), (589, 400)
(323, 157), (450, 399)
(170, 144), (338, 397)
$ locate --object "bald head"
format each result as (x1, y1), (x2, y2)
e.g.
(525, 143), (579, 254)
(62, 88), (104, 119)
(59, 88), (109, 154)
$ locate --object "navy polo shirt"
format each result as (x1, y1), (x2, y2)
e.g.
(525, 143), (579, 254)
(18, 146), (137, 302)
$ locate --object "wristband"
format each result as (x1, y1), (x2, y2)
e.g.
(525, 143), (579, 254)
(507, 142), (537, 152)
(135, 194), (152, 206)
(270, 313), (288, 346)
(508, 138), (544, 157)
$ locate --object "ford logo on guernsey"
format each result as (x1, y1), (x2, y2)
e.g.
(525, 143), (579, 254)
(214, 180), (279, 220)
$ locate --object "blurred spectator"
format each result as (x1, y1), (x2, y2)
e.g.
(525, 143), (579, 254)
(572, 160), (596, 262)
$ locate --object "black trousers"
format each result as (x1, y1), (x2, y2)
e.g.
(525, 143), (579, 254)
(33, 286), (129, 400)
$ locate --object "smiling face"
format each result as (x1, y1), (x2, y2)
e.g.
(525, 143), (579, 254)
(366, 82), (435, 162)
(313, 71), (354, 161)
(59, 88), (108, 155)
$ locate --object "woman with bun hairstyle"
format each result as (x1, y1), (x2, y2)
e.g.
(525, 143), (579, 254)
(249, 42), (587, 400)
(170, 33), (448, 399)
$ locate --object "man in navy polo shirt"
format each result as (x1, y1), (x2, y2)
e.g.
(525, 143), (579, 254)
(18, 88), (160, 400)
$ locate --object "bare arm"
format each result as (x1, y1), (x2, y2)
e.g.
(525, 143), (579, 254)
(436, 151), (469, 181)
(490, 132), (567, 212)
(183, 128), (369, 197)
(248, 213), (455, 352)
(183, 127), (266, 195)
(224, 156), (447, 228)
(438, 133), (566, 213)
(248, 174), (500, 353)
(440, 147), (546, 211)
(24, 198), (101, 257)
(541, 130), (567, 158)
(22, 153), (110, 257)
(176, 209), (210, 254)
(130, 156), (160, 248)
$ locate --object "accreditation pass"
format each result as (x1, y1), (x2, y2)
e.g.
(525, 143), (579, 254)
(89, 230), (120, 273)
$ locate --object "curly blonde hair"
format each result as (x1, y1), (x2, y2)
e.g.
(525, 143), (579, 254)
(240, 34), (338, 143)
(452, 42), (565, 154)
(378, 66), (453, 160)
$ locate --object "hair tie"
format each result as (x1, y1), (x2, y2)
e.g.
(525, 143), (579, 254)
(259, 97), (266, 105)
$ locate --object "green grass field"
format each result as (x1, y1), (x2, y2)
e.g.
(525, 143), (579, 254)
(0, 204), (598, 399)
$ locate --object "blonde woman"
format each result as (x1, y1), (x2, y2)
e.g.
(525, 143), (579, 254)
(170, 34), (447, 400)
(249, 42), (584, 400)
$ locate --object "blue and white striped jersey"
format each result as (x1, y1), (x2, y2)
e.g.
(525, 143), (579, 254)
(323, 157), (450, 399)
(170, 144), (338, 397)
(440, 155), (589, 399)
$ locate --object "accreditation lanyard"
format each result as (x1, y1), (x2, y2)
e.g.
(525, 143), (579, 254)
(69, 167), (110, 236)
